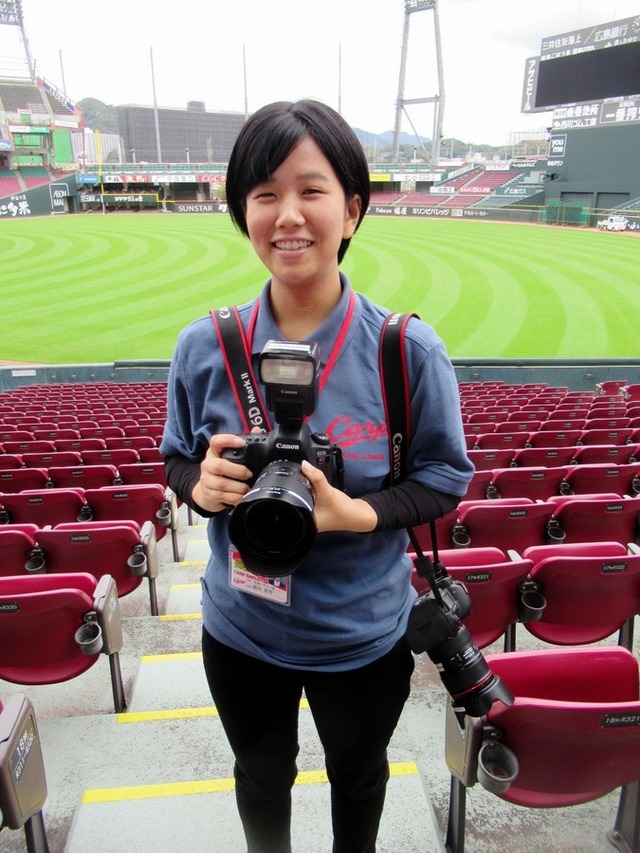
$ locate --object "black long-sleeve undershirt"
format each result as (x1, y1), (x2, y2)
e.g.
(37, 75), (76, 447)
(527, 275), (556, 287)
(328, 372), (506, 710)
(165, 454), (460, 530)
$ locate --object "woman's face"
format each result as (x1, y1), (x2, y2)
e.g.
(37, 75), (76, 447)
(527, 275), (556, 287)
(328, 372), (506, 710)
(244, 136), (361, 294)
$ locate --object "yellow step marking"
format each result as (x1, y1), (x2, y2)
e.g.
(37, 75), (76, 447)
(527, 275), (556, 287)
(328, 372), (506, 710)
(117, 698), (311, 724)
(170, 583), (201, 590)
(82, 763), (418, 804)
(157, 613), (202, 621)
(140, 652), (202, 663)
(179, 560), (207, 567)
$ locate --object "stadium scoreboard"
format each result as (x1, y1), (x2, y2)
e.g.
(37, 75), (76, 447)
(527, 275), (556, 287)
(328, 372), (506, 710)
(522, 15), (640, 131)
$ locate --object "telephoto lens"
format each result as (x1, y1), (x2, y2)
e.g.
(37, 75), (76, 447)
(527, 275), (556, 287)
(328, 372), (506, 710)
(426, 625), (514, 717)
(229, 460), (317, 576)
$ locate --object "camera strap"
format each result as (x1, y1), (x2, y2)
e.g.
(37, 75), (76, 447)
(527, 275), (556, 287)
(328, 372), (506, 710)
(379, 312), (444, 589)
(210, 305), (272, 432)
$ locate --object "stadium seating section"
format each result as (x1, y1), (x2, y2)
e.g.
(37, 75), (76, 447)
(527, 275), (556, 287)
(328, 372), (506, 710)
(1, 377), (640, 850)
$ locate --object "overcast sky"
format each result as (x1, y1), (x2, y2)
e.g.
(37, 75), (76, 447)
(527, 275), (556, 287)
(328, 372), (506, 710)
(2, 0), (638, 145)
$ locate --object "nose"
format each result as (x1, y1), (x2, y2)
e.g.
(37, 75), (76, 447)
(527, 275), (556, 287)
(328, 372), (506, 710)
(275, 194), (305, 228)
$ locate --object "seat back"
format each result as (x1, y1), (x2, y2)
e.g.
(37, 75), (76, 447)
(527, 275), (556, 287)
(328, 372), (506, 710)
(0, 468), (50, 494)
(488, 466), (570, 501)
(551, 496), (640, 546)
(444, 645), (640, 848)
(454, 499), (556, 553)
(0, 488), (89, 527)
(511, 446), (577, 469)
(411, 548), (533, 649)
(47, 464), (119, 490)
(84, 484), (175, 543)
(525, 549), (640, 646)
(0, 573), (98, 683)
(33, 521), (148, 599)
(562, 462), (640, 497)
(0, 524), (39, 577)
(484, 647), (640, 807)
(117, 462), (167, 489)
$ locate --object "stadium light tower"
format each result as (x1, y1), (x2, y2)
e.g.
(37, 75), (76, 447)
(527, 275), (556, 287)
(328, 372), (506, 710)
(0, 0), (35, 81)
(392, 0), (445, 164)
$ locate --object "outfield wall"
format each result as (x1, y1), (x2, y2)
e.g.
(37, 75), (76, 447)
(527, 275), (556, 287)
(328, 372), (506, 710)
(2, 359), (639, 394)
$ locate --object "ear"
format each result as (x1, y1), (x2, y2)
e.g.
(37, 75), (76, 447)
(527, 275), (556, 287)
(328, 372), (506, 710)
(343, 194), (362, 239)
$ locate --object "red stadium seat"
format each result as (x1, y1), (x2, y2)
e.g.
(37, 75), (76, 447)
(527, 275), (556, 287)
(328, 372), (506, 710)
(0, 524), (39, 578)
(451, 498), (557, 553)
(32, 520), (160, 615)
(465, 449), (515, 472)
(562, 462), (640, 497)
(47, 464), (120, 490)
(488, 466), (570, 502)
(0, 468), (50, 494)
(0, 572), (126, 711)
(444, 647), (640, 853)
(548, 495), (640, 547)
(511, 446), (577, 468)
(409, 547), (534, 651)
(0, 488), (90, 527)
(83, 484), (179, 560)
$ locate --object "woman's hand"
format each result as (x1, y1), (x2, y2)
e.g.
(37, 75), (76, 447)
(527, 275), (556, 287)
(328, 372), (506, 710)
(191, 434), (253, 513)
(301, 460), (378, 534)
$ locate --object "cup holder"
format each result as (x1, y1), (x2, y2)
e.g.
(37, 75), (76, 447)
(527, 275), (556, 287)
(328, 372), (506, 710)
(127, 551), (147, 577)
(477, 741), (519, 795)
(156, 505), (172, 528)
(74, 621), (103, 656)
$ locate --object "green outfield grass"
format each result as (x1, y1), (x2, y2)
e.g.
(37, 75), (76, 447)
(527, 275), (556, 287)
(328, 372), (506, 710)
(1, 213), (638, 363)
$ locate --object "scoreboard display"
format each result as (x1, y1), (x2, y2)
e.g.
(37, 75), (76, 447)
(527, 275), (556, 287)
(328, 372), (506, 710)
(522, 16), (640, 130)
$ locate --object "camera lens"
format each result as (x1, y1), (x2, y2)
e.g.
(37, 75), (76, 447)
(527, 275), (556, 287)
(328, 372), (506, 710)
(229, 460), (317, 576)
(427, 625), (514, 716)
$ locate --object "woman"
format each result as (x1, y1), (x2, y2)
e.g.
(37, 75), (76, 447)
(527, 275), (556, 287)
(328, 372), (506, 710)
(161, 99), (473, 853)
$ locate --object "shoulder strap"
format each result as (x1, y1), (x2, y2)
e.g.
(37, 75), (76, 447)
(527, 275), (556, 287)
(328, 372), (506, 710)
(380, 311), (440, 566)
(380, 312), (417, 486)
(210, 306), (271, 432)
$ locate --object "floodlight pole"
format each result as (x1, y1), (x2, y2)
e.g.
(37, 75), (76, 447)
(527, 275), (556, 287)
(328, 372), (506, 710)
(392, 0), (445, 165)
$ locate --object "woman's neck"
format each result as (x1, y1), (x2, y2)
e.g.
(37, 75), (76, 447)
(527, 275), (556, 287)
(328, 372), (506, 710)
(269, 278), (342, 340)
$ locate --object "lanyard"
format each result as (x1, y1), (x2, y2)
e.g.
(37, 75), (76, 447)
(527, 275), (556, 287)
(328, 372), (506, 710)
(211, 289), (357, 431)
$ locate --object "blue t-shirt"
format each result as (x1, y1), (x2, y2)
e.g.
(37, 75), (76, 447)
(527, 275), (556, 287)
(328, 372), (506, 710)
(161, 275), (473, 671)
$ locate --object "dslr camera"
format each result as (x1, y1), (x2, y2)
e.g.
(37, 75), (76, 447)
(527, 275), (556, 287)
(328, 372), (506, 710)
(405, 553), (513, 716)
(223, 340), (344, 577)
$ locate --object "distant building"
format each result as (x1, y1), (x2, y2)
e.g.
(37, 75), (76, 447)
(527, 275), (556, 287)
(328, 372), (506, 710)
(116, 101), (246, 164)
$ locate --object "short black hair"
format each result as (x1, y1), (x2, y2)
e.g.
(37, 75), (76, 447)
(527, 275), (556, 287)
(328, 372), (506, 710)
(225, 100), (370, 263)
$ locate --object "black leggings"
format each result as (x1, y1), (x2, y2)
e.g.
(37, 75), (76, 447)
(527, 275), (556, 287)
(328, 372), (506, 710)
(201, 628), (414, 853)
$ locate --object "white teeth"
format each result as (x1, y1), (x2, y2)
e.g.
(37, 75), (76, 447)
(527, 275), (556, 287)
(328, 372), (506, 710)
(275, 240), (311, 250)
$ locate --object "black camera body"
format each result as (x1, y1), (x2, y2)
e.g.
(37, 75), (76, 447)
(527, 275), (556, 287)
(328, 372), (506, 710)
(222, 340), (344, 578)
(223, 423), (338, 487)
(406, 558), (513, 717)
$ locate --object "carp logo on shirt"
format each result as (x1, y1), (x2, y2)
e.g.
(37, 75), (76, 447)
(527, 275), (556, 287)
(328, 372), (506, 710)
(325, 416), (387, 452)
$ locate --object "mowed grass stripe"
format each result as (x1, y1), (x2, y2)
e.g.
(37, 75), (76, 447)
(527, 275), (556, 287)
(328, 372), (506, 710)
(2, 214), (639, 363)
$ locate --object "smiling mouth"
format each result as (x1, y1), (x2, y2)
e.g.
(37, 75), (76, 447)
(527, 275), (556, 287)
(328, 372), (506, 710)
(274, 240), (313, 250)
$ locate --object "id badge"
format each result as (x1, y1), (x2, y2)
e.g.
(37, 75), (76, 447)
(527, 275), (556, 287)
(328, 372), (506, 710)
(229, 548), (291, 606)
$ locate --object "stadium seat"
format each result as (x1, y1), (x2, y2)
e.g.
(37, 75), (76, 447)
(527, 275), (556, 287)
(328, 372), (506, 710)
(460, 470), (494, 501)
(0, 524), (39, 578)
(595, 379), (627, 396)
(21, 450), (83, 468)
(0, 488), (90, 528)
(465, 449), (514, 472)
(117, 462), (167, 489)
(450, 498), (557, 553)
(32, 520), (160, 615)
(487, 466), (570, 502)
(473, 432), (531, 451)
(585, 417), (631, 430)
(622, 384), (640, 402)
(526, 429), (583, 448)
(561, 462), (640, 497)
(409, 547), (534, 651)
(0, 694), (50, 850)
(444, 646), (640, 853)
(0, 453), (24, 470)
(83, 484), (179, 560)
(81, 447), (140, 466)
(521, 541), (640, 649)
(511, 446), (577, 468)
(0, 468), (51, 494)
(0, 572), (126, 712)
(579, 428), (634, 446)
(571, 444), (635, 466)
(548, 495), (640, 547)
(47, 464), (120, 490)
